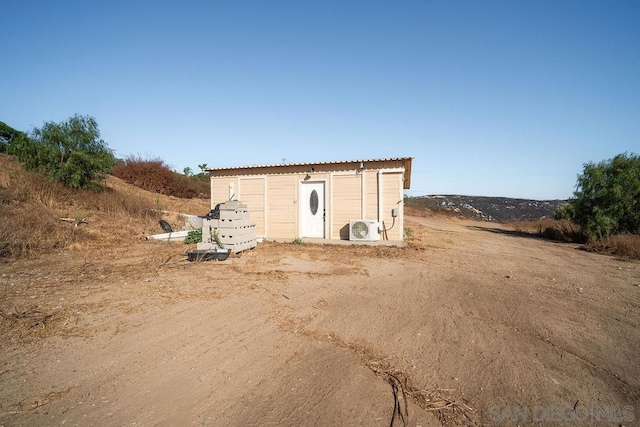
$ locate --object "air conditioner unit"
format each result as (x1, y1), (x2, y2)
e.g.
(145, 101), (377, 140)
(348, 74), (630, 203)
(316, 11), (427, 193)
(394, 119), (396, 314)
(349, 220), (380, 241)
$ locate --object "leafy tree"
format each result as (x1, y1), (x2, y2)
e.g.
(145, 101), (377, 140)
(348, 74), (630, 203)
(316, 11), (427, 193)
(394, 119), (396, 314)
(183, 166), (193, 176)
(8, 114), (115, 189)
(553, 203), (574, 221)
(198, 163), (208, 172)
(0, 121), (28, 153)
(566, 153), (640, 238)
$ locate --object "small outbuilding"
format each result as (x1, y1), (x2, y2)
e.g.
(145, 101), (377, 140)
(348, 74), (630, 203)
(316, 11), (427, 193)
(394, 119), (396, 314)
(207, 157), (412, 241)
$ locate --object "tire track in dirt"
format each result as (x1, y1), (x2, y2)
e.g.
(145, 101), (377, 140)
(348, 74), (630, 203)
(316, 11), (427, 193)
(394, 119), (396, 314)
(296, 326), (476, 426)
(266, 283), (476, 426)
(463, 307), (638, 395)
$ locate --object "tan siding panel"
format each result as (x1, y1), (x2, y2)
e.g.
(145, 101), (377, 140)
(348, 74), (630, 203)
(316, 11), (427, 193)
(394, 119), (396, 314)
(267, 175), (297, 238)
(211, 177), (237, 206)
(332, 175), (362, 239)
(365, 170), (379, 221)
(211, 166), (404, 240)
(381, 172), (403, 240)
(239, 177), (265, 236)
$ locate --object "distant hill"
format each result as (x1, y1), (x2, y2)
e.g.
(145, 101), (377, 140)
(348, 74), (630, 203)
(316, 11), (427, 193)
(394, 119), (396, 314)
(406, 195), (568, 222)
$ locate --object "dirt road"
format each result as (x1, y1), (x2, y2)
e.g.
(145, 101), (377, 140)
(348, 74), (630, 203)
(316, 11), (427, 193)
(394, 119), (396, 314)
(1, 216), (638, 426)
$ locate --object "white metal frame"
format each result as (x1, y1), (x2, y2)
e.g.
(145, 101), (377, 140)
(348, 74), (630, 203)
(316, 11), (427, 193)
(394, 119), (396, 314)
(298, 179), (326, 239)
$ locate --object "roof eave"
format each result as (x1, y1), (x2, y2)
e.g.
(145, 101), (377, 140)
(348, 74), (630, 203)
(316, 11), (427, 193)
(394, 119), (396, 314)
(205, 156), (413, 189)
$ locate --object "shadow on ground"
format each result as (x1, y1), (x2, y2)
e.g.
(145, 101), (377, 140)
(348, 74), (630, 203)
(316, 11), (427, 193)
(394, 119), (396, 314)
(465, 225), (576, 244)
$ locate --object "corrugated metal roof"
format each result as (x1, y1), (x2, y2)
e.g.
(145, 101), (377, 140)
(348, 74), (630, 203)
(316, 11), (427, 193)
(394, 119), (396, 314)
(206, 157), (412, 172)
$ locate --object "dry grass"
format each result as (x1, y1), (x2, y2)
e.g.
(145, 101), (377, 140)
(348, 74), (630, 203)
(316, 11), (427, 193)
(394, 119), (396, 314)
(0, 160), (87, 258)
(610, 234), (640, 259)
(585, 234), (640, 260)
(0, 201), (84, 258)
(510, 217), (640, 259)
(510, 218), (585, 243)
(0, 154), (210, 259)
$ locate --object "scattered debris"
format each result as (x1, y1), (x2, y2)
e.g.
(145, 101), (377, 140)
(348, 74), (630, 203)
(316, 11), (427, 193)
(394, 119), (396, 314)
(59, 217), (86, 227)
(146, 230), (190, 242)
(159, 219), (173, 233)
(0, 386), (75, 417)
(186, 248), (231, 262)
(0, 307), (53, 329)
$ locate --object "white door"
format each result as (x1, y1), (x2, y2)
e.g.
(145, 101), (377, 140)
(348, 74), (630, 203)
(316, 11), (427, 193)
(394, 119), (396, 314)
(300, 182), (325, 238)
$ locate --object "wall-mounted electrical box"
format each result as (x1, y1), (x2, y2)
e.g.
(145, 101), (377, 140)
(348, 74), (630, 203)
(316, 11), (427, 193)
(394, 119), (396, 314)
(392, 208), (399, 218)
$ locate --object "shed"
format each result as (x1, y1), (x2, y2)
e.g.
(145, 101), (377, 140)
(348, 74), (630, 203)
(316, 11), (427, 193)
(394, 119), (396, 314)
(207, 157), (412, 241)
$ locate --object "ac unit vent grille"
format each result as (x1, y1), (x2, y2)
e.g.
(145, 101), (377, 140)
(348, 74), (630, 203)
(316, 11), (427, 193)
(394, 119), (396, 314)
(351, 221), (370, 239)
(349, 220), (380, 241)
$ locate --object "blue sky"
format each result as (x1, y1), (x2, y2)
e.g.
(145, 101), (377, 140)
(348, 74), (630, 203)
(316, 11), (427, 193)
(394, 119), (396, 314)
(1, 1), (638, 199)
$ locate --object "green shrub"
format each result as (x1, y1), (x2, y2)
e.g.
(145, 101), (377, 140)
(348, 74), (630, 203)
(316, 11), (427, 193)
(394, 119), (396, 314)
(184, 228), (202, 244)
(0, 121), (27, 154)
(8, 115), (115, 189)
(404, 227), (414, 239)
(566, 153), (640, 239)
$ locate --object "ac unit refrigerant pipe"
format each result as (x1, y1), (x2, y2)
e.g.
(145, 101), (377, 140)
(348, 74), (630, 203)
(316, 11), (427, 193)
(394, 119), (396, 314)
(380, 216), (396, 240)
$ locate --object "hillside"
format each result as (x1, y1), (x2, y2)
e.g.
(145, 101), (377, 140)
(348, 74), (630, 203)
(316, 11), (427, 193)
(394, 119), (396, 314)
(406, 194), (567, 222)
(0, 154), (209, 258)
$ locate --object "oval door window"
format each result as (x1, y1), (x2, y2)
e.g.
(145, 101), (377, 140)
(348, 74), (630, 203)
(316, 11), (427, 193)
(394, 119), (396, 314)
(310, 190), (319, 215)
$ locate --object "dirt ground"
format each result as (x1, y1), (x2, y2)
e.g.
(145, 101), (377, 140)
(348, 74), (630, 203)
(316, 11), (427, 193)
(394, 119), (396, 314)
(1, 215), (639, 426)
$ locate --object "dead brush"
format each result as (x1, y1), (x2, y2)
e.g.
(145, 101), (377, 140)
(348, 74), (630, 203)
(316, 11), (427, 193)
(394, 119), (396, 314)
(78, 187), (158, 219)
(112, 156), (209, 198)
(610, 234), (640, 259)
(111, 156), (173, 193)
(0, 193), (90, 258)
(5, 168), (69, 209)
(0, 155), (175, 259)
(510, 219), (585, 243)
(1, 182), (63, 258)
(585, 234), (640, 259)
